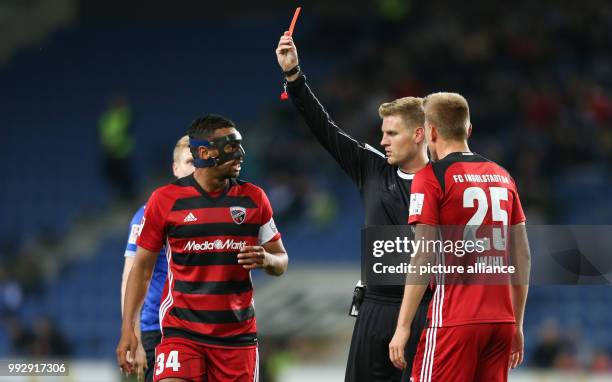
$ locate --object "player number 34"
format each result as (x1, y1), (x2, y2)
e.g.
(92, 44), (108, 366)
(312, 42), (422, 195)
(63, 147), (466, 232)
(155, 350), (181, 375)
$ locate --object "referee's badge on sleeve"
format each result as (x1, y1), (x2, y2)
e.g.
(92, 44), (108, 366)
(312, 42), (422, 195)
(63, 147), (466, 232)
(409, 193), (424, 216)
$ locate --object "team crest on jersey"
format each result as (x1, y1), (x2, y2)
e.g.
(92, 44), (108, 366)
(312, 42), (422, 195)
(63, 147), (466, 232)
(230, 206), (247, 224)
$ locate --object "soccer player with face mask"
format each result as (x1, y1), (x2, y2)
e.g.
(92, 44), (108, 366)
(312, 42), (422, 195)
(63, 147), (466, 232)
(118, 115), (288, 382)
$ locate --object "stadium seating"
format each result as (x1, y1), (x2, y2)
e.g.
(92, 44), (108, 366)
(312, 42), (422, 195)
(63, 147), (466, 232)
(0, 18), (335, 247)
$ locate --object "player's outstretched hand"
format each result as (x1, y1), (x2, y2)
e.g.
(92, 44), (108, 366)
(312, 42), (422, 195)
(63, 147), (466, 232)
(116, 328), (139, 376)
(509, 325), (525, 369)
(389, 327), (410, 370)
(276, 31), (299, 74)
(238, 246), (271, 270)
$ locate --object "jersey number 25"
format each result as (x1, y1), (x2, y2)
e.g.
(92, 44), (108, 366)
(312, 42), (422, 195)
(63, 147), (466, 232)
(463, 186), (508, 251)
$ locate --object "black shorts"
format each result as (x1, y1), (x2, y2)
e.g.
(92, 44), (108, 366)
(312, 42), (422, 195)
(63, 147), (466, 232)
(345, 294), (429, 382)
(141, 329), (162, 382)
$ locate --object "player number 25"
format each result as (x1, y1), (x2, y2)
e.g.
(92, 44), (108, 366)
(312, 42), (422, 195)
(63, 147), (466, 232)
(463, 186), (508, 251)
(155, 350), (181, 375)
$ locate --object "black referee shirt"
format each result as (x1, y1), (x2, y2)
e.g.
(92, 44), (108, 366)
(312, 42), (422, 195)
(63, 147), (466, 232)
(287, 73), (431, 304)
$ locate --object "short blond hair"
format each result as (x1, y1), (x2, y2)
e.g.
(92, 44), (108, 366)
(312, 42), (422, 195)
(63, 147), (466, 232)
(173, 135), (190, 162)
(423, 92), (470, 140)
(378, 97), (424, 129)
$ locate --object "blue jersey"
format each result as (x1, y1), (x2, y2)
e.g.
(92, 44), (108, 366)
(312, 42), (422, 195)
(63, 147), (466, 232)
(124, 205), (168, 332)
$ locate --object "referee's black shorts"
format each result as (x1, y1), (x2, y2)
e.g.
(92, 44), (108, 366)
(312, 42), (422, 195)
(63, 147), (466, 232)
(345, 293), (429, 382)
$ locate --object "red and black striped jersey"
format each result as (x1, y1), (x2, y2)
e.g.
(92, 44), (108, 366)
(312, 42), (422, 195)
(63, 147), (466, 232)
(408, 152), (525, 328)
(137, 174), (281, 348)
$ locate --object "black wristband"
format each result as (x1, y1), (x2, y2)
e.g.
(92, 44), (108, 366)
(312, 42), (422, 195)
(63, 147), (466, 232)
(283, 65), (300, 77)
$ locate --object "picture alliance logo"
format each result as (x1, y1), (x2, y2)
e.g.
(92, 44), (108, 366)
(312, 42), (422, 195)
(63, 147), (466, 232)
(184, 239), (247, 251)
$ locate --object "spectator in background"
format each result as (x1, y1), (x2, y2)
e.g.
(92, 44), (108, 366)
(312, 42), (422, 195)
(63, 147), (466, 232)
(99, 94), (135, 201)
(259, 338), (296, 382)
(30, 317), (69, 357)
(265, 171), (307, 225)
(0, 270), (23, 316)
(554, 350), (581, 371)
(591, 351), (612, 373)
(3, 315), (70, 358)
(11, 248), (44, 294)
(532, 319), (563, 368)
(5, 315), (34, 356)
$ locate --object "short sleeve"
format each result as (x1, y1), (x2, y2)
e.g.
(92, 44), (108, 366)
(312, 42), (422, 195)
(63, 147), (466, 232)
(510, 188), (526, 225)
(137, 190), (169, 252)
(257, 190), (281, 245)
(124, 206), (145, 257)
(408, 165), (442, 225)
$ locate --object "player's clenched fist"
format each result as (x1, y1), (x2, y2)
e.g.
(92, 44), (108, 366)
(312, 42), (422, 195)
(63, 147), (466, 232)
(276, 31), (299, 73)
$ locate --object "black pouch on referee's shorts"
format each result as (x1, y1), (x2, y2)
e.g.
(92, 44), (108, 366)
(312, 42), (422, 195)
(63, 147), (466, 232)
(349, 280), (366, 317)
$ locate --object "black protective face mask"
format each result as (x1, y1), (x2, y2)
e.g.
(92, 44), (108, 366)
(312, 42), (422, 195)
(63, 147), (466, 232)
(190, 132), (245, 168)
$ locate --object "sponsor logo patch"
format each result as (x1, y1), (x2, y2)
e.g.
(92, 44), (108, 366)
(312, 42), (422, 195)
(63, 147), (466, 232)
(138, 216), (146, 236)
(183, 239), (247, 251)
(409, 193), (424, 216)
(129, 224), (139, 244)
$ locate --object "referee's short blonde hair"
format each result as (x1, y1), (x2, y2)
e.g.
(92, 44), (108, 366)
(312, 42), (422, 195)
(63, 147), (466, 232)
(378, 97), (424, 129)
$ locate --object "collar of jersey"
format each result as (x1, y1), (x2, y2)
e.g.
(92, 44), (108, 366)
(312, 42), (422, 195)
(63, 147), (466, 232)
(438, 151), (477, 162)
(188, 174), (235, 201)
(396, 168), (415, 180)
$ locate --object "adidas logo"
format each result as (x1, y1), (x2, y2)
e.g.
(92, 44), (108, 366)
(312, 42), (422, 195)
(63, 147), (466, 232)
(183, 212), (197, 223)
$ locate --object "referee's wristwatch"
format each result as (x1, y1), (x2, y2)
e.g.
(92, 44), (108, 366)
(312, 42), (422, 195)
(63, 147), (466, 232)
(283, 65), (300, 78)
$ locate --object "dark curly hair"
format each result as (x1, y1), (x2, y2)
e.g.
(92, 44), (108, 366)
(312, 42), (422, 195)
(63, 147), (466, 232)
(186, 114), (236, 158)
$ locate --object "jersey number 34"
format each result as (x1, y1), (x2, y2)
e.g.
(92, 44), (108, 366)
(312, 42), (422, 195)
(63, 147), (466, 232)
(155, 350), (181, 375)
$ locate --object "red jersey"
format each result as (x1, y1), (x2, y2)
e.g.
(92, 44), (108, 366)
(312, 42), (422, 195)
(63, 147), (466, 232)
(137, 175), (280, 348)
(408, 152), (525, 327)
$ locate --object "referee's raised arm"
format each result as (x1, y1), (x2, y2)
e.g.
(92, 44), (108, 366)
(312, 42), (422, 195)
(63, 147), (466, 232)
(276, 29), (430, 382)
(276, 31), (385, 187)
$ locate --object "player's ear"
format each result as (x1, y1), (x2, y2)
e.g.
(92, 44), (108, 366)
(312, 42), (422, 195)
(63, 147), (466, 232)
(198, 146), (210, 160)
(414, 126), (425, 144)
(466, 124), (473, 139)
(430, 125), (438, 142)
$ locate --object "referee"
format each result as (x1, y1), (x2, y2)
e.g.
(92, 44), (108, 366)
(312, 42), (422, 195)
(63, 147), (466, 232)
(276, 32), (432, 381)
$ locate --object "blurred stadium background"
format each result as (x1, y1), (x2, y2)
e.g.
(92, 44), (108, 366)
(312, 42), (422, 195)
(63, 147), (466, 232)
(1, 0), (611, 380)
